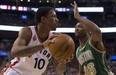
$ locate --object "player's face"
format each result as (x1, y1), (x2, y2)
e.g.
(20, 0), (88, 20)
(45, 10), (59, 30)
(75, 22), (87, 38)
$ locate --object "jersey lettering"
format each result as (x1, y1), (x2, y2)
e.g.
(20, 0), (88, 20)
(40, 49), (51, 59)
(34, 58), (45, 69)
(78, 50), (94, 65)
(84, 62), (96, 75)
(34, 49), (51, 69)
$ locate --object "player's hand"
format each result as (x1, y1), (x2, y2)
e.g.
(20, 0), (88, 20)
(66, 54), (74, 62)
(71, 1), (80, 19)
(43, 34), (58, 48)
(58, 54), (74, 64)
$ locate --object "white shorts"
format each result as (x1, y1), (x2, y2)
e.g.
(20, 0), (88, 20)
(2, 68), (21, 75)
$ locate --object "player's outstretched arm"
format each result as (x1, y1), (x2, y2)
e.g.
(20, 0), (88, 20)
(71, 1), (102, 43)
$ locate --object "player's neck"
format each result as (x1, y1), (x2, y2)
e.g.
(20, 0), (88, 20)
(36, 24), (50, 43)
(79, 37), (89, 48)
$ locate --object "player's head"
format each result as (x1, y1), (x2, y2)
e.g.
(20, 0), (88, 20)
(75, 22), (88, 39)
(35, 6), (59, 30)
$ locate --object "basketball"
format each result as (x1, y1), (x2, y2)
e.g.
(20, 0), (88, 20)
(49, 33), (75, 63)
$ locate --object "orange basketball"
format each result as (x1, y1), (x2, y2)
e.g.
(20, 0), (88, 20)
(49, 34), (75, 62)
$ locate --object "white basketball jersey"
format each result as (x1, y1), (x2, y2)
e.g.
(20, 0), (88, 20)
(9, 26), (53, 75)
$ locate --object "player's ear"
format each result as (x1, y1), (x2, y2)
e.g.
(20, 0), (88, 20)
(41, 16), (47, 22)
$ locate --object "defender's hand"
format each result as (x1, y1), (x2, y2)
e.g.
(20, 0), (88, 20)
(58, 54), (74, 64)
(71, 1), (80, 19)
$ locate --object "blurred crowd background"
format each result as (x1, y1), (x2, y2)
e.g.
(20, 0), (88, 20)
(0, 0), (116, 75)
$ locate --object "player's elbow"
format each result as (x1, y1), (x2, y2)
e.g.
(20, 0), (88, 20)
(11, 49), (19, 57)
(97, 28), (101, 34)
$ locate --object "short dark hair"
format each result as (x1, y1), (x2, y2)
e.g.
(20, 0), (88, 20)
(35, 6), (53, 23)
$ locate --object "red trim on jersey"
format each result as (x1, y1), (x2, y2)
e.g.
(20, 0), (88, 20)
(1, 57), (19, 74)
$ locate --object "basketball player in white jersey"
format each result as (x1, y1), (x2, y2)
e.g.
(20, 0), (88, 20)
(1, 7), (67, 75)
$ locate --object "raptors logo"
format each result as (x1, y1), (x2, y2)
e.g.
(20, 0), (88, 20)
(33, 34), (37, 41)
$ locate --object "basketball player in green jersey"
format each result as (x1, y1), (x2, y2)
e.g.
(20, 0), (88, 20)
(71, 1), (114, 75)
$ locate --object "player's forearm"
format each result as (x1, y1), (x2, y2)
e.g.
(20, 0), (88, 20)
(75, 15), (101, 33)
(56, 72), (64, 75)
(77, 69), (81, 75)
(56, 73), (64, 75)
(52, 59), (66, 75)
(11, 44), (44, 57)
(55, 63), (66, 75)
(77, 72), (84, 75)
(56, 69), (65, 75)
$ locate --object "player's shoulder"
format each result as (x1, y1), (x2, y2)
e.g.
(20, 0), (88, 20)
(19, 27), (31, 34)
(18, 27), (32, 39)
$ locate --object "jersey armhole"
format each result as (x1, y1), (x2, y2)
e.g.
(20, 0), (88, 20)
(89, 40), (105, 53)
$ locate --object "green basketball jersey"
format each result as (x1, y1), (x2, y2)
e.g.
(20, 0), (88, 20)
(76, 40), (114, 75)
